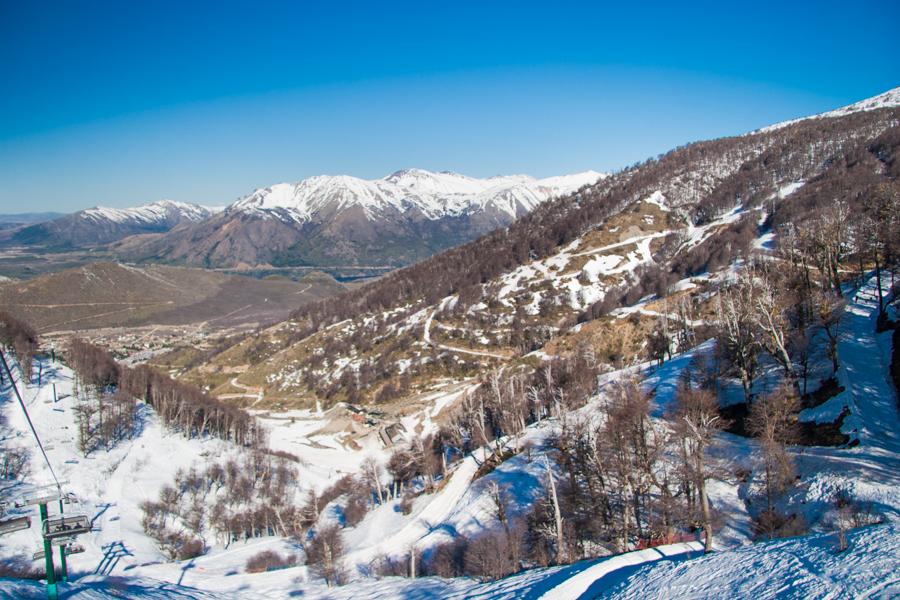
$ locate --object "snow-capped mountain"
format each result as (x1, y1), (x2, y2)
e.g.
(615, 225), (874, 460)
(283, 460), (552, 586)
(80, 199), (214, 225)
(232, 169), (605, 222)
(116, 169), (605, 269)
(1, 199), (214, 249)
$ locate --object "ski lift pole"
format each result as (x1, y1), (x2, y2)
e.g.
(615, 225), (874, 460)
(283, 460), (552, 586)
(38, 502), (58, 600)
(57, 498), (68, 582)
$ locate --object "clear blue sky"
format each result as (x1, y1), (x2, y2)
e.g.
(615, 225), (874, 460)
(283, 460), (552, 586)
(1, 0), (897, 213)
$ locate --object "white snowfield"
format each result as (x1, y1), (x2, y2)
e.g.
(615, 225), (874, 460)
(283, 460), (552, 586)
(81, 199), (213, 225)
(536, 542), (704, 600)
(1, 274), (899, 599)
(231, 168), (605, 222)
(599, 524), (900, 600)
(1, 525), (897, 599)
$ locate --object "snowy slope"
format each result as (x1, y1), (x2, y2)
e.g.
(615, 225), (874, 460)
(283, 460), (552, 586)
(756, 86), (900, 133)
(1, 274), (898, 599)
(2, 524), (896, 599)
(0, 359), (230, 573)
(789, 276), (900, 528)
(80, 200), (213, 226)
(231, 169), (605, 222)
(598, 524), (900, 600)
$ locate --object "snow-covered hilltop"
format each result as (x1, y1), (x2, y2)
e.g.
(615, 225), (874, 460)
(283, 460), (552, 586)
(757, 85), (900, 133)
(80, 199), (215, 226)
(231, 169), (605, 222)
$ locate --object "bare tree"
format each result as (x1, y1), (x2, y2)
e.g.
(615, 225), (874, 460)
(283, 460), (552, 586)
(362, 457), (385, 505)
(747, 384), (800, 513)
(715, 276), (761, 403)
(487, 481), (522, 571)
(464, 531), (509, 581)
(306, 524), (346, 586)
(543, 458), (566, 564)
(671, 383), (722, 552)
(815, 289), (845, 376)
(860, 183), (900, 319)
(751, 266), (796, 381)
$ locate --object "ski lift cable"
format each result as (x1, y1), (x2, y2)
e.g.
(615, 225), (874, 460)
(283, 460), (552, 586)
(0, 350), (61, 491)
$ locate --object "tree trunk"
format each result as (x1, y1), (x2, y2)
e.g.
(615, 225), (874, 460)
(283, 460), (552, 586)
(545, 460), (565, 564)
(697, 453), (713, 553)
(874, 257), (884, 318)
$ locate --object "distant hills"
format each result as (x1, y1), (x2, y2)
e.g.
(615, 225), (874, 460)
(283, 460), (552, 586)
(192, 87), (900, 411)
(0, 200), (216, 249)
(0, 212), (65, 230)
(0, 211), (65, 224)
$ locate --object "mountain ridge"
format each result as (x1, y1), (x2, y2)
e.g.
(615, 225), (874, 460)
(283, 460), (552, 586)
(1, 199), (215, 249)
(230, 169), (605, 222)
(757, 85), (900, 133)
(114, 169), (606, 269)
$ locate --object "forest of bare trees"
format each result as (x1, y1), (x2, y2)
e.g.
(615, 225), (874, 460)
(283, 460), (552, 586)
(140, 445), (304, 559)
(0, 311), (39, 383)
(67, 338), (261, 448)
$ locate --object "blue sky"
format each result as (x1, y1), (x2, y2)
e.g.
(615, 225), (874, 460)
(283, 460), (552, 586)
(1, 0), (897, 213)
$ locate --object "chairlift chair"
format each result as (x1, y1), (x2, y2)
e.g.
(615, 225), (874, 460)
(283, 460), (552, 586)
(64, 543), (85, 555)
(42, 514), (91, 540)
(0, 515), (31, 535)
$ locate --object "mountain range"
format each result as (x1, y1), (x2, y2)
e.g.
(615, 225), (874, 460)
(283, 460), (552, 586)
(115, 169), (604, 268)
(0, 199), (216, 249)
(1, 170), (603, 270)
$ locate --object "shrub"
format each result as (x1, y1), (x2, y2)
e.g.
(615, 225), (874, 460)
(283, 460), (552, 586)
(0, 557), (48, 580)
(463, 530), (518, 581)
(369, 552), (408, 578)
(245, 550), (297, 573)
(752, 509), (808, 540)
(833, 489), (882, 528)
(398, 490), (416, 515)
(307, 524), (346, 586)
(176, 538), (207, 561)
(425, 537), (468, 578)
(343, 492), (369, 526)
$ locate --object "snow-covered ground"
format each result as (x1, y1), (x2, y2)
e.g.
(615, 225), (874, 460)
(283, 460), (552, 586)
(0, 359), (231, 572)
(599, 524), (900, 599)
(1, 275), (898, 598)
(3, 524), (897, 599)
(789, 277), (900, 528)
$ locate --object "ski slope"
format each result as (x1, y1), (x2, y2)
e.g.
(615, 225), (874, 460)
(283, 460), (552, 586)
(3, 523), (897, 599)
(1, 276), (898, 598)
